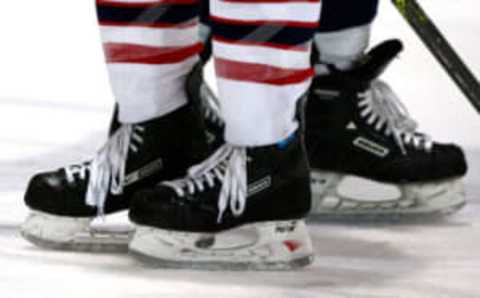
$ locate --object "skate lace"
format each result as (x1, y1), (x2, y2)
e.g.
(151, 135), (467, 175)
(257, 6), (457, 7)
(200, 81), (224, 127)
(358, 80), (433, 154)
(64, 124), (145, 215)
(163, 144), (247, 223)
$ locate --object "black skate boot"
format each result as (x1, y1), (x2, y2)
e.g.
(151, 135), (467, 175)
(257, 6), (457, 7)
(187, 62), (225, 149)
(128, 131), (313, 270)
(22, 103), (209, 252)
(109, 63), (225, 150)
(305, 39), (468, 221)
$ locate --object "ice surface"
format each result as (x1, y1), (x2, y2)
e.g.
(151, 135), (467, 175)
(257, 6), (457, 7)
(1, 1), (480, 297)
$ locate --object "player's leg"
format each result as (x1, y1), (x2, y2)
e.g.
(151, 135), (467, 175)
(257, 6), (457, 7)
(128, 0), (322, 270)
(306, 0), (468, 221)
(21, 0), (209, 251)
(312, 0), (377, 73)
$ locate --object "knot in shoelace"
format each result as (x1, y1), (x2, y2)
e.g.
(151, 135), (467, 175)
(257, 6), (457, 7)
(358, 80), (433, 155)
(65, 124), (145, 215)
(162, 144), (247, 224)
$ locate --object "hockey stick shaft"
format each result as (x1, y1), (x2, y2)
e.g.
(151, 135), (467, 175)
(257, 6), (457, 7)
(391, 0), (480, 112)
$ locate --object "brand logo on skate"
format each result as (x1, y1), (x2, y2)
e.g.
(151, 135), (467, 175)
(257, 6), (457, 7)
(313, 89), (341, 99)
(123, 158), (164, 186)
(346, 122), (357, 130)
(353, 137), (389, 158)
(276, 221), (297, 233)
(283, 240), (301, 252)
(248, 176), (272, 197)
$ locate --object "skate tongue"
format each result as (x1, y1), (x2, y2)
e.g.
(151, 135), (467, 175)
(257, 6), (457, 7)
(351, 39), (403, 81)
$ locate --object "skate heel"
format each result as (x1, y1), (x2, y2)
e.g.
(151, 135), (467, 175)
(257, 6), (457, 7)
(21, 211), (132, 252)
(129, 220), (314, 271)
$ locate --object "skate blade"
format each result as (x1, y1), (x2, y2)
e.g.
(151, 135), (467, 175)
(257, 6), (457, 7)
(129, 220), (314, 271)
(21, 211), (132, 253)
(309, 172), (466, 223)
(308, 200), (466, 223)
(129, 250), (313, 271)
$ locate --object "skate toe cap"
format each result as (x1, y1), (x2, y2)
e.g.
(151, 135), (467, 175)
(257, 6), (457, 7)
(24, 171), (94, 216)
(431, 143), (468, 179)
(384, 144), (467, 183)
(24, 172), (61, 210)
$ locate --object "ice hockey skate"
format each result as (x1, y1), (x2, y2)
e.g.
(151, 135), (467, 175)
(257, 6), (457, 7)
(128, 132), (314, 270)
(189, 44), (468, 222)
(21, 103), (209, 252)
(305, 40), (468, 221)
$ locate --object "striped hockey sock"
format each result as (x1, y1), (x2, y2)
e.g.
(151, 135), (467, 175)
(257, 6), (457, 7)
(210, 0), (322, 146)
(96, 0), (202, 123)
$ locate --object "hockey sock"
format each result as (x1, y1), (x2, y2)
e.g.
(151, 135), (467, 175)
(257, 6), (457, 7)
(96, 0), (202, 123)
(199, 0), (210, 43)
(314, 0), (379, 74)
(210, 0), (322, 146)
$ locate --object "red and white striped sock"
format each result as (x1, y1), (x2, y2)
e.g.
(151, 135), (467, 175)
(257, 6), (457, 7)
(97, 0), (202, 123)
(210, 0), (322, 146)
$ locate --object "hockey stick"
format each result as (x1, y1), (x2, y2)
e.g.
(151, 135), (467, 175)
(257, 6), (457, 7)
(391, 0), (480, 112)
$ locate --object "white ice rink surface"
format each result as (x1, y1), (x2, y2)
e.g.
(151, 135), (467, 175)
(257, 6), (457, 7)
(1, 1), (480, 297)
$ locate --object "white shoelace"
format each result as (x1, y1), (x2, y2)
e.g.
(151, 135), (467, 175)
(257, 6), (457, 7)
(65, 125), (144, 215)
(163, 144), (247, 223)
(358, 80), (433, 154)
